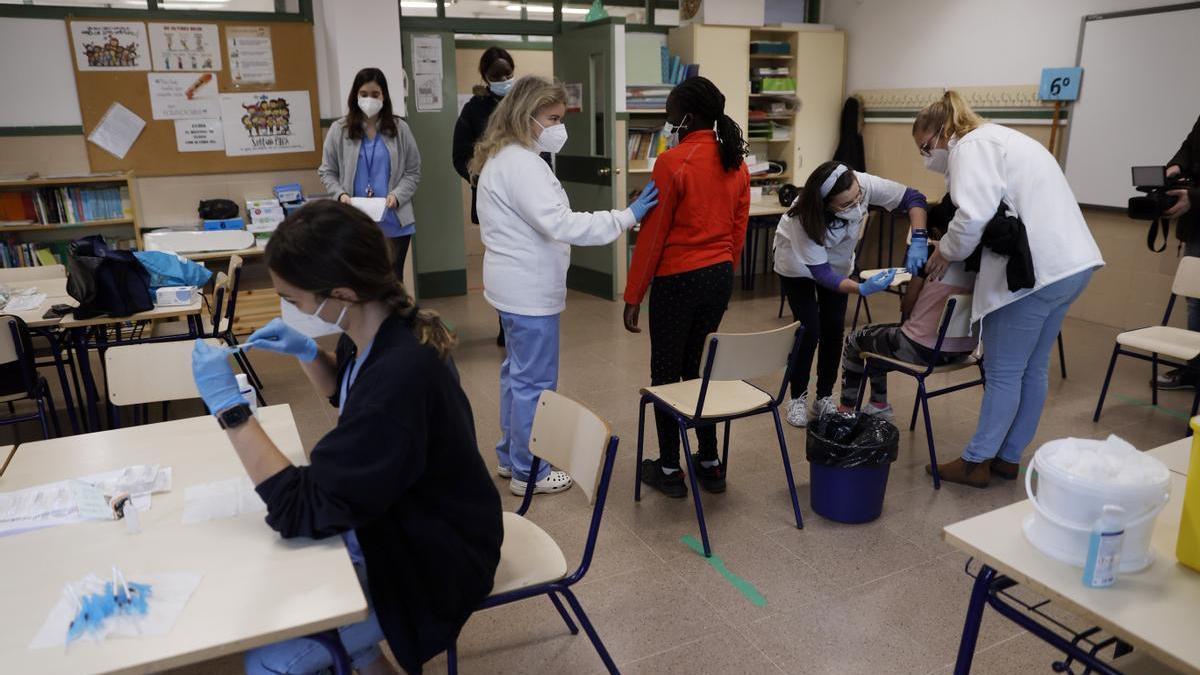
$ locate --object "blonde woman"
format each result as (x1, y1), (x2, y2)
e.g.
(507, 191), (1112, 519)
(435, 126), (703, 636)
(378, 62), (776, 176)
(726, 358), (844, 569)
(471, 75), (659, 496)
(913, 91), (1103, 487)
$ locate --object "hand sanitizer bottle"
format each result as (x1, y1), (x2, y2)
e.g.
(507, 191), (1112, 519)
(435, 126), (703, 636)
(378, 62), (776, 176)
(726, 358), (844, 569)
(236, 373), (258, 416)
(1083, 505), (1125, 588)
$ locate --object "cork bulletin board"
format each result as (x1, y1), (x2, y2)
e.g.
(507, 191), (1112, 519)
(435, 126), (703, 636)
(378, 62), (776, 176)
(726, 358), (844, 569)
(69, 18), (321, 177)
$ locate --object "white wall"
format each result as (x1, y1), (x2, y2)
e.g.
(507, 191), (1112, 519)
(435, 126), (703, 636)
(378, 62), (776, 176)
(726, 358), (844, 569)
(314, 0), (406, 120)
(823, 0), (1169, 92)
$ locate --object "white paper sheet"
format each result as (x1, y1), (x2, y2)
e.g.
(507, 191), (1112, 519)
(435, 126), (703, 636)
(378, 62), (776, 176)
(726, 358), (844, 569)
(415, 74), (443, 112)
(67, 481), (114, 521)
(174, 118), (223, 152)
(3, 292), (46, 312)
(148, 22), (221, 72)
(350, 197), (387, 222)
(148, 72), (218, 120)
(71, 21), (151, 71)
(30, 571), (203, 650)
(0, 465), (168, 537)
(87, 103), (146, 160)
(181, 476), (264, 525)
(219, 90), (314, 157)
(226, 26), (274, 85)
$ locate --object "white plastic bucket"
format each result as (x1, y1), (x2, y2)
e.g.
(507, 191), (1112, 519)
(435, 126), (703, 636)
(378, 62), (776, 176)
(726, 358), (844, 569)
(1022, 437), (1171, 572)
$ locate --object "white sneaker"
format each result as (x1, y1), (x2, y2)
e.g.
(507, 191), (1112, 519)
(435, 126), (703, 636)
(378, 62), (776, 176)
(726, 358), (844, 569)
(810, 395), (839, 421)
(496, 465), (512, 479)
(785, 394), (809, 428)
(863, 403), (895, 423)
(510, 469), (574, 496)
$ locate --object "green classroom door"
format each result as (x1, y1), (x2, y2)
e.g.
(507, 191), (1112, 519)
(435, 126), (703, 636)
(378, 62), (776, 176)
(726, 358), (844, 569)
(553, 19), (621, 300)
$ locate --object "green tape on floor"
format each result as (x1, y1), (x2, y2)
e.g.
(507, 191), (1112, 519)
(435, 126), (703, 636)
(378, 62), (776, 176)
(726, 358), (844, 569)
(1112, 393), (1193, 421)
(681, 535), (767, 607)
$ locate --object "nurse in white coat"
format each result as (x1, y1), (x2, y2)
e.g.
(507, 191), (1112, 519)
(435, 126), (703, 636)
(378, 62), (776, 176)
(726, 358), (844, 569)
(773, 160), (929, 427)
(912, 91), (1103, 488)
(470, 75), (658, 497)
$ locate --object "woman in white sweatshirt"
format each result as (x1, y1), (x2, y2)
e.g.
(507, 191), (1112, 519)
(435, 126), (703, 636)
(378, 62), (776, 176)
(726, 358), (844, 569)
(470, 75), (658, 497)
(912, 91), (1103, 488)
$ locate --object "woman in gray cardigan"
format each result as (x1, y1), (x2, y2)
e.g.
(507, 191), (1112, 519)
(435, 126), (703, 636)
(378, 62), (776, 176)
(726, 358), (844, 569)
(318, 67), (421, 285)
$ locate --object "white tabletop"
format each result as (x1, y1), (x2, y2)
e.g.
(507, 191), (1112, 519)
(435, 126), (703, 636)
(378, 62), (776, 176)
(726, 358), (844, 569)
(0, 444), (14, 476)
(749, 197), (788, 217)
(0, 405), (367, 674)
(1148, 438), (1192, 477)
(944, 468), (1200, 675)
(58, 297), (203, 329)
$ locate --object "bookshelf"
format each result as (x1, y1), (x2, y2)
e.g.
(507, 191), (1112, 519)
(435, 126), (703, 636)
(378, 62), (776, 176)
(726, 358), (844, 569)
(0, 172), (142, 268)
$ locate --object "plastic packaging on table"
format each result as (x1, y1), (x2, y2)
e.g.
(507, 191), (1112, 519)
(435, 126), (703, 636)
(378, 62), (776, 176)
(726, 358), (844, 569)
(806, 412), (899, 468)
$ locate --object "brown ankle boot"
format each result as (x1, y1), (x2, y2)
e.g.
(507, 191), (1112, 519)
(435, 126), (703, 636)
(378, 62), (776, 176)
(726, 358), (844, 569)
(926, 458), (991, 488)
(990, 459), (1020, 481)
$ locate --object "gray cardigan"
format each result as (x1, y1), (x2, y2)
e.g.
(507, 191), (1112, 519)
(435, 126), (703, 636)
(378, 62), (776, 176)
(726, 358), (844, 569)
(318, 116), (421, 228)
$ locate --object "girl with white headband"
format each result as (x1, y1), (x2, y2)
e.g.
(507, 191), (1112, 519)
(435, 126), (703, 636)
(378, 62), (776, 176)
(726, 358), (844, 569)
(773, 160), (930, 428)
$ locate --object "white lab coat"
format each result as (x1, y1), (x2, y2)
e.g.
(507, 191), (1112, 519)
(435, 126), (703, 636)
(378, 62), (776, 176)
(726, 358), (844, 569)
(939, 124), (1103, 321)
(773, 171), (912, 279)
(477, 143), (636, 316)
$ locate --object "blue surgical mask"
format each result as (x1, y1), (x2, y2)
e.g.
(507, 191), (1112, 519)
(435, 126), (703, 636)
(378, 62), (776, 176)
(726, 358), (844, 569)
(489, 78), (514, 97)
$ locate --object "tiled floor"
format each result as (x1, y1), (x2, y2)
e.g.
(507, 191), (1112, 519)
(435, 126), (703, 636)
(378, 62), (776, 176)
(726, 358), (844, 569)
(12, 281), (1192, 674)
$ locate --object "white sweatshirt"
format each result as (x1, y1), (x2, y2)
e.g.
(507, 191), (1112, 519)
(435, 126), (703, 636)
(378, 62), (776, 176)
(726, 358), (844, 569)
(939, 124), (1104, 321)
(477, 143), (636, 316)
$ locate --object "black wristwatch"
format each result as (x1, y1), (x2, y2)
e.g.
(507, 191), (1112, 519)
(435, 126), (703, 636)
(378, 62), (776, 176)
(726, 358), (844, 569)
(217, 403), (253, 430)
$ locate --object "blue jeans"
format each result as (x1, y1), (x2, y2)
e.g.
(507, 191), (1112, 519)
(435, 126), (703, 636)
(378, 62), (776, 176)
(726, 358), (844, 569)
(962, 268), (1094, 464)
(496, 312), (559, 482)
(243, 565), (384, 674)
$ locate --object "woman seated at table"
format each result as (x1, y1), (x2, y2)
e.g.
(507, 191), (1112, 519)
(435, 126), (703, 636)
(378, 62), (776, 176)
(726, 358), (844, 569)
(190, 200), (503, 675)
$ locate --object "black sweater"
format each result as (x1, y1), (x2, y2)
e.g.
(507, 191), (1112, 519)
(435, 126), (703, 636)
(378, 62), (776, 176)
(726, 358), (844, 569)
(255, 314), (503, 674)
(1169, 113), (1200, 240)
(452, 93), (502, 224)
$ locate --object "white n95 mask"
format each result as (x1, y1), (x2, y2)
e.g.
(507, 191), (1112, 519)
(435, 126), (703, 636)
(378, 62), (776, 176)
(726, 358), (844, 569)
(280, 298), (346, 338)
(835, 201), (868, 224)
(357, 96), (384, 118)
(923, 148), (949, 175)
(533, 118), (568, 154)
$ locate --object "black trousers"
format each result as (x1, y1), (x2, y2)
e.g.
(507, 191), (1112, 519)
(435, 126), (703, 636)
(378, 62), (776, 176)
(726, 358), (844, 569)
(649, 262), (733, 468)
(779, 274), (849, 400)
(389, 235), (411, 288)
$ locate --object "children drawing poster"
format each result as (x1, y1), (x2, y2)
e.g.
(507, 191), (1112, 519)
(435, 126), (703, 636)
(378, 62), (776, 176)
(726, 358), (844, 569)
(71, 21), (151, 71)
(219, 90), (314, 156)
(148, 23), (221, 72)
(148, 72), (219, 120)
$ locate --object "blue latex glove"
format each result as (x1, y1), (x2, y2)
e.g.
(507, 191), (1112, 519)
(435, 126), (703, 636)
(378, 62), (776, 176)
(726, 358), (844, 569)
(905, 229), (929, 275)
(246, 318), (319, 362)
(630, 180), (659, 221)
(859, 268), (897, 296)
(192, 340), (246, 414)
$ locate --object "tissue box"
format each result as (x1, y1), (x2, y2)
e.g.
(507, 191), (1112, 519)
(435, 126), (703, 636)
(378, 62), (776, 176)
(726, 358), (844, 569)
(273, 183), (304, 204)
(203, 217), (245, 231)
(155, 286), (199, 307)
(246, 199), (284, 223)
(247, 220), (280, 248)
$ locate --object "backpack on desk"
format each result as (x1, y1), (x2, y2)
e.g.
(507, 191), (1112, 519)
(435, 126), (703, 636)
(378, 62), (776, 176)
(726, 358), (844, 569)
(66, 235), (153, 319)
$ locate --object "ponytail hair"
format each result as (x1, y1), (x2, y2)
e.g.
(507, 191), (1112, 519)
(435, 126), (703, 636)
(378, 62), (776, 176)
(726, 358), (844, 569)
(789, 160), (856, 247)
(265, 200), (457, 360)
(912, 90), (985, 144)
(668, 76), (748, 172)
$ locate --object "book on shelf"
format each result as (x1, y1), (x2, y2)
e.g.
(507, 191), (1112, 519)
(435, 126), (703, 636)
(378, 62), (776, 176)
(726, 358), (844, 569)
(0, 185), (131, 227)
(627, 127), (670, 163)
(0, 235), (137, 269)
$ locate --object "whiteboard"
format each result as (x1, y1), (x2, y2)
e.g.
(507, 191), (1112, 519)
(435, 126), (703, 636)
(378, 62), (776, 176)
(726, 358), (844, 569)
(1064, 5), (1200, 208)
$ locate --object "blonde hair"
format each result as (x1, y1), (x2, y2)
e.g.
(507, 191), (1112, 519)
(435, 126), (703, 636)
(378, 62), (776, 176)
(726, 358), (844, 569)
(913, 90), (985, 142)
(468, 75), (568, 176)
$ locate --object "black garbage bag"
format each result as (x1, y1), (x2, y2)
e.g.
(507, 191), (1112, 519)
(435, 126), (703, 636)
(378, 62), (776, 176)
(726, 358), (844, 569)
(806, 412), (899, 468)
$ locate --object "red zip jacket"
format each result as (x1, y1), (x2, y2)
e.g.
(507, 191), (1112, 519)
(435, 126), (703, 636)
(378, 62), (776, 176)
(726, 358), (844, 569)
(623, 132), (750, 305)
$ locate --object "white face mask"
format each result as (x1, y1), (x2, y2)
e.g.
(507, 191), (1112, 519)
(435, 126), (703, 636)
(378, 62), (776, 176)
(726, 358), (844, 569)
(923, 148), (949, 175)
(357, 96), (383, 118)
(532, 117), (568, 154)
(280, 298), (347, 338)
(834, 200), (868, 224)
(662, 113), (691, 148)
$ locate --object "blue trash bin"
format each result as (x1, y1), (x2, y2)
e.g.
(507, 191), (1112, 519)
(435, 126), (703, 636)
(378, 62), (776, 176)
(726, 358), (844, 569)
(806, 412), (898, 524)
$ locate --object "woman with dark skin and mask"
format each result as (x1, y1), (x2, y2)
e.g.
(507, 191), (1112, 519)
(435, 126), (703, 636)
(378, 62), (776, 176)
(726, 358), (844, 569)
(621, 76), (751, 499)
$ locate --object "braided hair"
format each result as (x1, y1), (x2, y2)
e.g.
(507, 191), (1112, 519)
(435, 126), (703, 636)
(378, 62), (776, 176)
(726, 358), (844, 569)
(667, 76), (748, 172)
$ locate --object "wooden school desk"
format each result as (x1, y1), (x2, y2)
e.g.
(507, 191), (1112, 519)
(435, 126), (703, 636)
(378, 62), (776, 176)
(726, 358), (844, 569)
(0, 404), (367, 675)
(944, 438), (1199, 675)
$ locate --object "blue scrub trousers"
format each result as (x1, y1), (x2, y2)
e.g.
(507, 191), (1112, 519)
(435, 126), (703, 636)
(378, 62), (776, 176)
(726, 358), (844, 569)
(496, 311), (559, 482)
(962, 268), (1094, 464)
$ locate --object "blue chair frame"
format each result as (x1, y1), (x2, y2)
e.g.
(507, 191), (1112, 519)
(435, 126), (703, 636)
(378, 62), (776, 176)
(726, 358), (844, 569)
(853, 296), (984, 489)
(448, 438), (621, 674)
(634, 325), (806, 558)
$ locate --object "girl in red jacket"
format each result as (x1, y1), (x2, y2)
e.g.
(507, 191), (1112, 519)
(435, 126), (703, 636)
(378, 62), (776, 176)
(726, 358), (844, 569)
(622, 76), (750, 498)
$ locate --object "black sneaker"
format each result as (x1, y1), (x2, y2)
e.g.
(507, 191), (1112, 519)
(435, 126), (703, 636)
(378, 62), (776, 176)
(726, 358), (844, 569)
(640, 459), (687, 498)
(1153, 368), (1196, 390)
(691, 454), (726, 493)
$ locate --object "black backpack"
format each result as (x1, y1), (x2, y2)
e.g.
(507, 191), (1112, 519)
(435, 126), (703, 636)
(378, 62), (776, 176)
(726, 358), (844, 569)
(66, 235), (153, 319)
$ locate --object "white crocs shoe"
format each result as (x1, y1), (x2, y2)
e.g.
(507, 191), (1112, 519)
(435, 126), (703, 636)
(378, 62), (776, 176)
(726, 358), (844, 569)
(785, 393), (809, 428)
(510, 469), (574, 496)
(863, 403), (895, 423)
(496, 465), (513, 479)
(810, 395), (839, 421)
